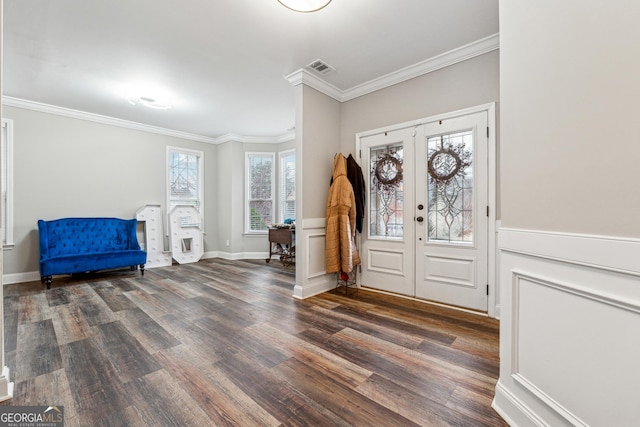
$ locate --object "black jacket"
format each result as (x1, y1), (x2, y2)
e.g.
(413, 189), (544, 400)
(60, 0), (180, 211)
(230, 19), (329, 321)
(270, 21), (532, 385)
(346, 154), (365, 233)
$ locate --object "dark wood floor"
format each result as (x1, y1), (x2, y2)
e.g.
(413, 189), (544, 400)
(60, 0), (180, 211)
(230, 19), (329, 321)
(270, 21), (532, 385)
(2, 258), (506, 426)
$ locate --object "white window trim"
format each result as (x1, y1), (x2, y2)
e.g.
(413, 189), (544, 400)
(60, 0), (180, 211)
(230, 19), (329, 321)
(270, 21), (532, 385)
(245, 152), (275, 234)
(278, 149), (295, 224)
(2, 119), (14, 248)
(166, 146), (204, 233)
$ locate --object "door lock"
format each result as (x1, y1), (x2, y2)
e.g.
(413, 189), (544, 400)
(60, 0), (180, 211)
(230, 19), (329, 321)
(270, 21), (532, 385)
(417, 204), (424, 210)
(416, 216), (424, 223)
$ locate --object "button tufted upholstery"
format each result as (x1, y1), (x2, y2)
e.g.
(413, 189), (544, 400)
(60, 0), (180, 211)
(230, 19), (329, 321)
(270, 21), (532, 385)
(38, 217), (147, 289)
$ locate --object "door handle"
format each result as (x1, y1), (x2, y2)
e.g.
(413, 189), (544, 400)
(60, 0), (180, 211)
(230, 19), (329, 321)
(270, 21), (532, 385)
(416, 216), (424, 223)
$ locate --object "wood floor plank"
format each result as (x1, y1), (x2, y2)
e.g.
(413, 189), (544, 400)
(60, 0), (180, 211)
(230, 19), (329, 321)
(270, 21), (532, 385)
(363, 296), (500, 337)
(45, 286), (72, 307)
(276, 356), (422, 427)
(155, 278), (206, 299)
(16, 319), (63, 378)
(75, 292), (117, 327)
(417, 338), (500, 377)
(92, 321), (162, 383)
(154, 347), (281, 427)
(93, 281), (138, 312)
(356, 372), (497, 427)
(158, 314), (230, 363)
(446, 385), (509, 426)
(311, 303), (452, 349)
(18, 293), (52, 324)
(109, 277), (139, 292)
(299, 326), (460, 406)
(215, 352), (352, 427)
(4, 295), (19, 354)
(61, 337), (131, 425)
(9, 369), (81, 427)
(245, 322), (373, 389)
(451, 335), (501, 362)
(121, 289), (174, 320)
(123, 369), (215, 427)
(149, 289), (213, 320)
(114, 307), (180, 354)
(50, 302), (94, 345)
(191, 295), (260, 329)
(335, 327), (499, 398)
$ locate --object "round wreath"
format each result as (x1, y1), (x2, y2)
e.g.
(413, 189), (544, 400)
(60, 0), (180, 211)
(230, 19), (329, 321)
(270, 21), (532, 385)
(427, 148), (467, 182)
(374, 154), (403, 187)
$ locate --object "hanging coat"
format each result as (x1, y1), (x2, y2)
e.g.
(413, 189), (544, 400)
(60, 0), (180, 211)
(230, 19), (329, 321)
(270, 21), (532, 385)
(325, 154), (361, 274)
(346, 154), (366, 234)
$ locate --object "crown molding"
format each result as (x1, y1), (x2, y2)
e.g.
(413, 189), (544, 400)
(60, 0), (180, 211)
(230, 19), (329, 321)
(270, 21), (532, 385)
(214, 132), (295, 144)
(285, 33), (500, 102)
(285, 68), (343, 101)
(342, 33), (499, 101)
(2, 96), (293, 145)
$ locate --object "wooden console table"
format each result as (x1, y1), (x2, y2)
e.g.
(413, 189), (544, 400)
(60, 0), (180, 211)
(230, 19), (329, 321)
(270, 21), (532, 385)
(266, 227), (295, 266)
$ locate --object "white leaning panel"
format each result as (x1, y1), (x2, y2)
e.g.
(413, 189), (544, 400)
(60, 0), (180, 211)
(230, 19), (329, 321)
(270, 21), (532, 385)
(136, 204), (172, 269)
(168, 205), (204, 264)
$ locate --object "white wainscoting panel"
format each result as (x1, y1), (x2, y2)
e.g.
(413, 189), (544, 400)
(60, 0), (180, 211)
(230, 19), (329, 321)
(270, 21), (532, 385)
(293, 218), (335, 299)
(307, 233), (327, 279)
(493, 228), (640, 427)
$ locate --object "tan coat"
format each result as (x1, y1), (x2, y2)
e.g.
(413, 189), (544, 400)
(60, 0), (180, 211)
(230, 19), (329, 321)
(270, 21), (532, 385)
(325, 154), (361, 273)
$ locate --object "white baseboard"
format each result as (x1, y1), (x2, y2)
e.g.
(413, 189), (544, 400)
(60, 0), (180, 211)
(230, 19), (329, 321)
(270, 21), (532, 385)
(3, 271), (40, 285)
(293, 275), (335, 299)
(0, 366), (13, 402)
(210, 251), (269, 261)
(3, 252), (271, 285)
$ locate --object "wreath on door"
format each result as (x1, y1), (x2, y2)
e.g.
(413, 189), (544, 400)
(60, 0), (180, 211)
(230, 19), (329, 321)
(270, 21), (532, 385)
(374, 154), (403, 189)
(427, 145), (471, 183)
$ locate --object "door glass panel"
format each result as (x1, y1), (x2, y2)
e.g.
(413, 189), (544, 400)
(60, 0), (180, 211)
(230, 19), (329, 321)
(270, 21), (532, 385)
(426, 130), (473, 243)
(369, 144), (404, 238)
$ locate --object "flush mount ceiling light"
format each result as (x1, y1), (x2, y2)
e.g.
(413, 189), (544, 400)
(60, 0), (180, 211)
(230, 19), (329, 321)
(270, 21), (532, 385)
(277, 0), (332, 13)
(127, 95), (172, 110)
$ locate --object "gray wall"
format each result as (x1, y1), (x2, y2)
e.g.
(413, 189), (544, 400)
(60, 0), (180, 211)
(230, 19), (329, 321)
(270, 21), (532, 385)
(216, 140), (243, 253)
(341, 51), (499, 151)
(500, 1), (640, 237)
(3, 105), (218, 276)
(300, 86), (342, 219)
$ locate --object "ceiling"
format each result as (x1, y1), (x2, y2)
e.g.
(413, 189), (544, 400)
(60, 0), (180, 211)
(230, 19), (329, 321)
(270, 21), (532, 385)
(2, 0), (499, 140)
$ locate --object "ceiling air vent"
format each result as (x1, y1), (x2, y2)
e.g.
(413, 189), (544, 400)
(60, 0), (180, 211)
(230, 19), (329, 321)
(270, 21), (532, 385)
(307, 59), (335, 75)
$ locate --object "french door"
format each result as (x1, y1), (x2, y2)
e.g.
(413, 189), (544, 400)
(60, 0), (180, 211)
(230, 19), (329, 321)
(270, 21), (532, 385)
(360, 128), (415, 296)
(360, 111), (489, 311)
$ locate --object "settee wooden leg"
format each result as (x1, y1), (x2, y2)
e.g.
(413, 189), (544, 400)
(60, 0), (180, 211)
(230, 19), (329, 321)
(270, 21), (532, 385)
(42, 276), (52, 290)
(140, 265), (145, 276)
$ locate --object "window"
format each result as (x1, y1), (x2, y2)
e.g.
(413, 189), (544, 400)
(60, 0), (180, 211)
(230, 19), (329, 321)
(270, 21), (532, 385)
(370, 143), (404, 238)
(279, 150), (296, 223)
(246, 152), (274, 233)
(2, 119), (14, 247)
(167, 147), (203, 224)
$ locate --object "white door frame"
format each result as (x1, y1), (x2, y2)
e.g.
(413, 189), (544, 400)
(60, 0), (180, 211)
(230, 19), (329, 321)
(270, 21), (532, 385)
(355, 103), (498, 318)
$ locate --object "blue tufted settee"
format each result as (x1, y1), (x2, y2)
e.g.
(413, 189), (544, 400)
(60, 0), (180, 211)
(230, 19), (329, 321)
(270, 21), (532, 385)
(38, 217), (147, 289)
